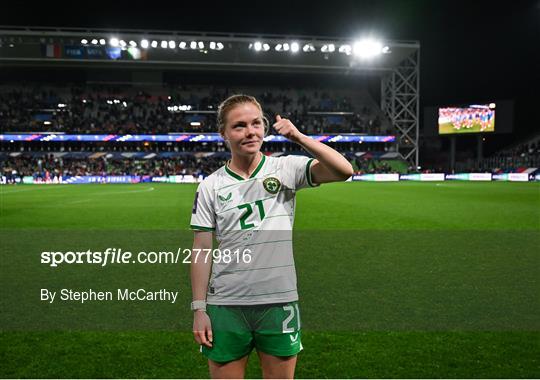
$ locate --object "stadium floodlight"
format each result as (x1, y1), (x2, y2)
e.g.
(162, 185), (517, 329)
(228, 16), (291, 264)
(302, 43), (315, 52)
(275, 43), (283, 51)
(179, 41), (187, 49)
(129, 40), (137, 47)
(151, 40), (158, 48)
(254, 41), (262, 51)
(216, 42), (224, 50)
(168, 40), (176, 49)
(338, 44), (352, 55)
(190, 41), (197, 49)
(99, 39), (106, 45)
(290, 42), (299, 53)
(119, 40), (127, 47)
(161, 40), (168, 48)
(381, 45), (390, 54)
(198, 41), (204, 49)
(209, 41), (216, 50)
(353, 39), (383, 58)
(81, 39), (88, 44)
(283, 43), (290, 51)
(109, 38), (119, 47)
(262, 43), (270, 51)
(140, 39), (149, 49)
(91, 39), (98, 45)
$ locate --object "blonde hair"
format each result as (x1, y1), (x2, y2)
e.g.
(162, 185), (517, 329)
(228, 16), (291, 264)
(216, 94), (269, 135)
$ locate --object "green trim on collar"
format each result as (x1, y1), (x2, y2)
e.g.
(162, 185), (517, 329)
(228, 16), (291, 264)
(224, 164), (245, 181)
(225, 154), (266, 181)
(249, 154), (266, 179)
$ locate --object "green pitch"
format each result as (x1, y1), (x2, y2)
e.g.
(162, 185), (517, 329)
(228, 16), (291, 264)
(439, 120), (495, 134)
(1, 182), (539, 378)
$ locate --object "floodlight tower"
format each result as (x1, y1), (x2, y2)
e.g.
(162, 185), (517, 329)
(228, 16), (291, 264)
(381, 47), (420, 169)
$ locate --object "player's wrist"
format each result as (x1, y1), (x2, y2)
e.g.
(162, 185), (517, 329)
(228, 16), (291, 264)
(190, 300), (207, 312)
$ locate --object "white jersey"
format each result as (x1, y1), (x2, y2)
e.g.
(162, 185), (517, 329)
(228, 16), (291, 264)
(190, 154), (318, 305)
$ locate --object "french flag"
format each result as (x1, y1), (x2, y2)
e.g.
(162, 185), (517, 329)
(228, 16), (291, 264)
(44, 44), (61, 58)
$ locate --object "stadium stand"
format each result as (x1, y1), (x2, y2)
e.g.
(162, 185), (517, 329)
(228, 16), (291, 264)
(456, 134), (540, 173)
(1, 82), (404, 181)
(0, 84), (392, 135)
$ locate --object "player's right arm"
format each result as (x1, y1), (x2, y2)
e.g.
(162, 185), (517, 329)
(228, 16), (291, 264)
(191, 230), (213, 347)
(190, 178), (216, 348)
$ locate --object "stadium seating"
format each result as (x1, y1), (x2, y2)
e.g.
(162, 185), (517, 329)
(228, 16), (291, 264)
(0, 84), (393, 135)
(456, 135), (540, 173)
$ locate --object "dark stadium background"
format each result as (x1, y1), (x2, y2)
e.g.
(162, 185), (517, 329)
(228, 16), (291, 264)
(2, 0), (538, 156)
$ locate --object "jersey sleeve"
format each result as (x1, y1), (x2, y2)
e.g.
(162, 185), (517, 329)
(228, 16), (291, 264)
(190, 179), (216, 231)
(284, 155), (319, 191)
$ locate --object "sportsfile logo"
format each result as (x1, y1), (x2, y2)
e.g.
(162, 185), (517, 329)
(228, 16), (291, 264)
(40, 248), (253, 267)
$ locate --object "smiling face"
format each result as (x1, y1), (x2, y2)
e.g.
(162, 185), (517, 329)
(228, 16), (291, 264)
(222, 102), (265, 157)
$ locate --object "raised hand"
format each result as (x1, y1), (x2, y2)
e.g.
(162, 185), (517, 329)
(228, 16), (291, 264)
(273, 115), (304, 143)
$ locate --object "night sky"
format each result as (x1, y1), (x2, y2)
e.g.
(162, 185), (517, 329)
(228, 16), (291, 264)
(2, 0), (539, 138)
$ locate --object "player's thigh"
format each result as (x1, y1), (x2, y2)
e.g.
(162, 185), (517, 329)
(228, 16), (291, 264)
(257, 351), (297, 379)
(253, 301), (303, 357)
(208, 355), (249, 379)
(202, 305), (254, 363)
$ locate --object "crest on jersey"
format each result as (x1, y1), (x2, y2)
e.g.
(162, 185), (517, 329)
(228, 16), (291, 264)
(218, 192), (232, 204)
(263, 177), (281, 194)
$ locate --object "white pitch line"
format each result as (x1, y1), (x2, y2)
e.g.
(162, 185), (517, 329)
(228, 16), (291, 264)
(93, 186), (155, 196)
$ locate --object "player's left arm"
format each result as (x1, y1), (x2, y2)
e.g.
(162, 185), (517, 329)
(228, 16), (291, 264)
(273, 115), (354, 184)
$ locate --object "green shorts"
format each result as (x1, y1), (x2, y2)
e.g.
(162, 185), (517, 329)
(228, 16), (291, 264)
(201, 301), (303, 363)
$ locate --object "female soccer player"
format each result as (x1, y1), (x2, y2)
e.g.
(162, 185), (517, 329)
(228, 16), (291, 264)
(190, 94), (353, 379)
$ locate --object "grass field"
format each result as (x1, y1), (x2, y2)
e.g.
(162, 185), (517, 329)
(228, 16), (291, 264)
(1, 182), (539, 378)
(439, 120), (495, 134)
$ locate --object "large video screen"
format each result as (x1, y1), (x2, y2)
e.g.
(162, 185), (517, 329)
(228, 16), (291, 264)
(438, 103), (495, 134)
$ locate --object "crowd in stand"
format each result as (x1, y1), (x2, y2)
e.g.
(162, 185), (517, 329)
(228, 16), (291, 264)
(493, 140), (540, 159)
(0, 85), (389, 135)
(0, 154), (227, 180)
(354, 157), (394, 174)
(457, 138), (540, 173)
(0, 84), (394, 183)
(5, 151), (534, 181)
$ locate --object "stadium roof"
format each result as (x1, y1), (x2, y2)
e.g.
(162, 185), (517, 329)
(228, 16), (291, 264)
(0, 26), (418, 74)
